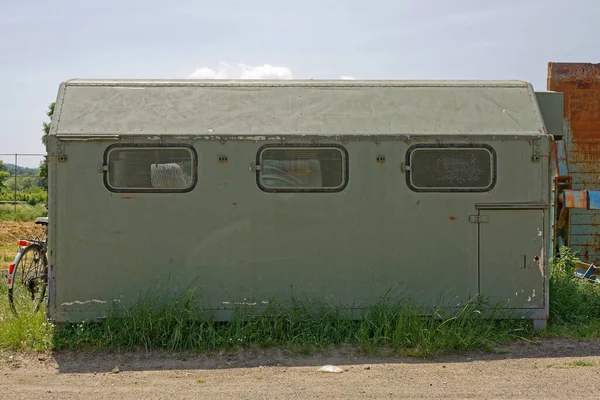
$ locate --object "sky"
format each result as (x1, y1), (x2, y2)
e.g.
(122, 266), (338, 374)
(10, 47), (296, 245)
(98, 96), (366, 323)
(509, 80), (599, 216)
(1, 0), (598, 167)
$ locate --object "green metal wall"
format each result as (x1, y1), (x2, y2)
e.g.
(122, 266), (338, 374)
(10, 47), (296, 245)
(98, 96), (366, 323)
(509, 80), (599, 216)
(45, 136), (551, 324)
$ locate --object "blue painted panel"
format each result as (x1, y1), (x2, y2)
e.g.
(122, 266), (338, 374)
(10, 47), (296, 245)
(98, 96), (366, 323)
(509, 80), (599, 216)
(570, 175), (600, 189)
(570, 212), (600, 225)
(557, 141), (569, 176)
(570, 209), (600, 224)
(569, 235), (597, 246)
(588, 191), (600, 210)
(569, 209), (600, 262)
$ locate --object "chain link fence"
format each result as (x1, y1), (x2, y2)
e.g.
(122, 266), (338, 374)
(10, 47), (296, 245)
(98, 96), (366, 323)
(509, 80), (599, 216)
(0, 153), (47, 221)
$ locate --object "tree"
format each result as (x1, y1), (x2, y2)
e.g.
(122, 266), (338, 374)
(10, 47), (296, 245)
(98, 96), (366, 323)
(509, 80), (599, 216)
(0, 160), (9, 190)
(39, 102), (55, 191)
(42, 102), (55, 136)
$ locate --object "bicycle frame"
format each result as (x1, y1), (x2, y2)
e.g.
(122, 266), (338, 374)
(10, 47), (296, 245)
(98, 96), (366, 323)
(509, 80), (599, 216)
(7, 217), (49, 313)
(7, 239), (46, 291)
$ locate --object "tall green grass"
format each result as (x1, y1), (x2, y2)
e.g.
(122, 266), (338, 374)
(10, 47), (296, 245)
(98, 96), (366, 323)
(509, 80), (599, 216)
(0, 203), (47, 221)
(547, 246), (600, 337)
(1, 245), (599, 355)
(0, 279), (53, 352)
(50, 293), (533, 356)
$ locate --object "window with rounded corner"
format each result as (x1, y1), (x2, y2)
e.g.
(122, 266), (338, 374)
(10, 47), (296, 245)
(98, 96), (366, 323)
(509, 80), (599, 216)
(257, 145), (348, 192)
(405, 144), (496, 192)
(104, 144), (197, 193)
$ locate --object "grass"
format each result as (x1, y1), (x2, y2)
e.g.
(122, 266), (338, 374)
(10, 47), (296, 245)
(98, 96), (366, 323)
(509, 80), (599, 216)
(1, 280), (533, 356)
(0, 244), (15, 265)
(545, 360), (596, 369)
(0, 245), (599, 356)
(0, 279), (53, 352)
(0, 203), (47, 222)
(48, 292), (534, 357)
(545, 246), (600, 338)
(566, 360), (595, 367)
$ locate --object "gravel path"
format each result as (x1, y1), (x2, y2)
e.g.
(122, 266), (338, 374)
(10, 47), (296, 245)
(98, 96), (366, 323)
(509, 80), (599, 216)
(2, 338), (600, 399)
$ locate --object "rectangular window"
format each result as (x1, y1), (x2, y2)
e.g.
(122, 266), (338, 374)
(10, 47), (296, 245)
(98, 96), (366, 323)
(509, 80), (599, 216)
(406, 145), (495, 192)
(104, 145), (197, 192)
(257, 145), (348, 192)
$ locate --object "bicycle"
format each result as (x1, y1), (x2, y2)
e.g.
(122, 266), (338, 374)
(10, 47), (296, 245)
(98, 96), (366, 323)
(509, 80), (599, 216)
(7, 217), (49, 314)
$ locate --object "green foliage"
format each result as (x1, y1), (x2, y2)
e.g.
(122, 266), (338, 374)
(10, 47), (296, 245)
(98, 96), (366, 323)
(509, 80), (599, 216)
(0, 161), (9, 189)
(547, 246), (600, 336)
(0, 279), (53, 352)
(0, 144), (47, 214)
(42, 102), (55, 136)
(567, 360), (595, 367)
(39, 102), (54, 192)
(2, 163), (39, 177)
(50, 292), (532, 356)
(0, 173), (47, 212)
(38, 161), (48, 191)
(0, 204), (47, 221)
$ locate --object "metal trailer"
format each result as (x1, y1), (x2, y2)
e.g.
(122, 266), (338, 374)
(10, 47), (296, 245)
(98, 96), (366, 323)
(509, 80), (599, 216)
(44, 79), (563, 329)
(547, 63), (600, 280)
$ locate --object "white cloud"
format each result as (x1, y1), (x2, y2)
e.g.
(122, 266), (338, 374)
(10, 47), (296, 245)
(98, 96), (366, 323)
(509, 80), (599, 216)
(340, 75), (356, 80)
(189, 66), (228, 79)
(188, 62), (293, 80)
(239, 63), (293, 80)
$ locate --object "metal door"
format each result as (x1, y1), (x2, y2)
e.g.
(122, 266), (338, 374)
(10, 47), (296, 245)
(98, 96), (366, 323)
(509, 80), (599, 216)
(479, 210), (545, 309)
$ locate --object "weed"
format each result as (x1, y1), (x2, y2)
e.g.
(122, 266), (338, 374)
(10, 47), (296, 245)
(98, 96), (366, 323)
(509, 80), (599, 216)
(0, 279), (53, 352)
(548, 246), (600, 337)
(566, 360), (594, 367)
(48, 291), (533, 357)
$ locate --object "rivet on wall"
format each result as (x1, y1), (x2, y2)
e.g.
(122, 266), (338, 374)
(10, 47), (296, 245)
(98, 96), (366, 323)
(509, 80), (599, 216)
(218, 155), (228, 163)
(376, 155), (385, 163)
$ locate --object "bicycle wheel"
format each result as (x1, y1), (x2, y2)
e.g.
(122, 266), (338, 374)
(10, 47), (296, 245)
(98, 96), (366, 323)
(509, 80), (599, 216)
(8, 243), (48, 314)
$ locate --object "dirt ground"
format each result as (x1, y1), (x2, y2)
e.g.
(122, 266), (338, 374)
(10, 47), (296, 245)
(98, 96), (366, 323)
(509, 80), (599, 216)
(0, 221), (44, 268)
(2, 338), (600, 399)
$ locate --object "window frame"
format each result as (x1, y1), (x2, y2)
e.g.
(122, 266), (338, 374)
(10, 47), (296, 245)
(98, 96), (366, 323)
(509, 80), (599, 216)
(255, 143), (349, 193)
(404, 143), (497, 193)
(103, 143), (198, 193)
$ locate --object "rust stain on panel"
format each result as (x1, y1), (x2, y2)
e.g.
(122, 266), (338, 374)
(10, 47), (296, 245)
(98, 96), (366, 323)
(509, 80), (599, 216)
(569, 142), (600, 185)
(548, 62), (600, 144)
(562, 189), (588, 209)
(549, 62), (600, 263)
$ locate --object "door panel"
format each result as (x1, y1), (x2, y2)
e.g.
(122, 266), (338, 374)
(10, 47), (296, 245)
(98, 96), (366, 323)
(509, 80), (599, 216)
(479, 210), (545, 309)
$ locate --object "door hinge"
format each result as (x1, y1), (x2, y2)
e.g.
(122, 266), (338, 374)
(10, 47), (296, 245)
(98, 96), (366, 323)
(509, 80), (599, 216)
(400, 163), (411, 172)
(469, 215), (489, 223)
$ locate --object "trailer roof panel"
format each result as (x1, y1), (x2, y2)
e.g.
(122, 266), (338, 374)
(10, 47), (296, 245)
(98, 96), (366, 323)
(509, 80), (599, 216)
(51, 79), (547, 137)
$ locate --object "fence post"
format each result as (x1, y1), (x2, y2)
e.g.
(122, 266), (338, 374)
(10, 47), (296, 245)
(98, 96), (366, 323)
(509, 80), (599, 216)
(14, 153), (17, 221)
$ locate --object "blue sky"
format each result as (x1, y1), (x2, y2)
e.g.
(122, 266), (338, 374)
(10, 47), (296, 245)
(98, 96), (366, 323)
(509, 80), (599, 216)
(1, 0), (598, 167)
